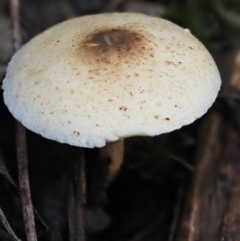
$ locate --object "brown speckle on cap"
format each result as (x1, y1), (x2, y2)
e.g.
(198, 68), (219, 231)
(119, 106), (127, 111)
(73, 131), (80, 136)
(165, 61), (180, 66)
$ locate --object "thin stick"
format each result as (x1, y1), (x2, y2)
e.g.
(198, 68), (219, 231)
(168, 187), (185, 241)
(170, 155), (194, 171)
(16, 123), (37, 241)
(0, 206), (22, 241)
(0, 152), (48, 231)
(10, 0), (22, 50)
(10, 1), (38, 240)
(175, 112), (222, 241)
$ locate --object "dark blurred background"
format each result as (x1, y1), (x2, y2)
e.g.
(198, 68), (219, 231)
(0, 0), (240, 241)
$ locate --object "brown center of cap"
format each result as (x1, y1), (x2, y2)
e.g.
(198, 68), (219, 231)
(85, 29), (142, 53)
(77, 27), (155, 71)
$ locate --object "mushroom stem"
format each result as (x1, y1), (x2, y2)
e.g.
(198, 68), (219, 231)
(68, 150), (86, 241)
(74, 151), (86, 241)
(99, 139), (124, 183)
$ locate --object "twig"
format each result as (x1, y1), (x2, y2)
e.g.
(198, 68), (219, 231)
(33, 209), (48, 232)
(10, 1), (38, 240)
(175, 112), (223, 241)
(0, 206), (22, 241)
(0, 151), (48, 231)
(0, 151), (17, 188)
(10, 0), (21, 50)
(16, 123), (37, 241)
(168, 187), (185, 241)
(219, 126), (240, 240)
(10, 0), (38, 239)
(170, 155), (194, 171)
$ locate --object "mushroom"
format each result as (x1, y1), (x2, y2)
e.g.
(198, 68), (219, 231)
(2, 12), (221, 180)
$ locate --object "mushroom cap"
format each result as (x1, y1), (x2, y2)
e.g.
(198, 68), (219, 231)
(3, 13), (221, 148)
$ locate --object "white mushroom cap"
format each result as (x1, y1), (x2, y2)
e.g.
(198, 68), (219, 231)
(2, 13), (221, 148)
